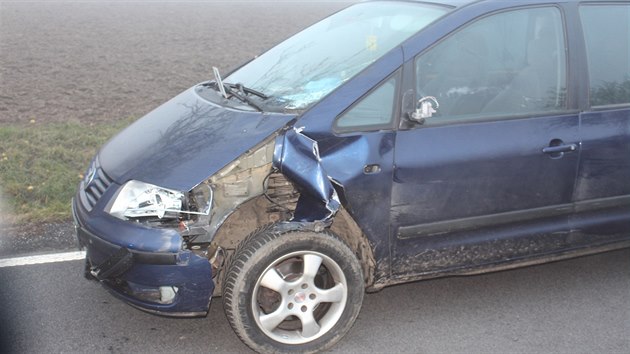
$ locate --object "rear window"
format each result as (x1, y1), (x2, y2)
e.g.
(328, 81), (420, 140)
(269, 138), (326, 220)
(580, 3), (630, 106)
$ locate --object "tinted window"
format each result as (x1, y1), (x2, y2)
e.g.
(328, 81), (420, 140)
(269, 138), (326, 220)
(415, 7), (567, 124)
(580, 4), (630, 106)
(335, 73), (398, 131)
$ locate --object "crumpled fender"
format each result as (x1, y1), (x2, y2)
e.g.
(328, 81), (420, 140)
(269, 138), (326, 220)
(273, 127), (341, 222)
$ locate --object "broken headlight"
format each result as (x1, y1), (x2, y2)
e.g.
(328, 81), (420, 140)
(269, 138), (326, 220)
(106, 180), (212, 221)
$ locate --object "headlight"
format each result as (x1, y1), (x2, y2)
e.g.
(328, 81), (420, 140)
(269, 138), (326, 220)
(106, 180), (212, 221)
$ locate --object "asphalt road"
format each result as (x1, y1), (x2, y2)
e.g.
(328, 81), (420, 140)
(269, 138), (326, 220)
(1, 248), (628, 353)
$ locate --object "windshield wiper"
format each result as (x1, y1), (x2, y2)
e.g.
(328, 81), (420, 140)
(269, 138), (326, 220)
(225, 85), (264, 112)
(223, 82), (268, 100)
(211, 67), (266, 112)
(212, 67), (229, 99)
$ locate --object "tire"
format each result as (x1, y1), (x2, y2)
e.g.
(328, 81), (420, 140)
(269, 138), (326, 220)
(222, 225), (364, 354)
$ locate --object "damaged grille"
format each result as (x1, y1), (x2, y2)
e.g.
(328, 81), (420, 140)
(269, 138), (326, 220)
(79, 159), (113, 211)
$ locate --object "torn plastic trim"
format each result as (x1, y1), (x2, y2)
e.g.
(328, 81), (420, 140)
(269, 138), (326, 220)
(273, 127), (341, 222)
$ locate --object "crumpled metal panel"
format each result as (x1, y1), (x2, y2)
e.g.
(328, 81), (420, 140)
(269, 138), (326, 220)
(273, 127), (341, 221)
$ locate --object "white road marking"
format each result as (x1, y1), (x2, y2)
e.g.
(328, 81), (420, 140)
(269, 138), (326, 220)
(0, 251), (86, 268)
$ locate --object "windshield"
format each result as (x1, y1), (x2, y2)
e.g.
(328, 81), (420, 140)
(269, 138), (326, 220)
(226, 1), (448, 111)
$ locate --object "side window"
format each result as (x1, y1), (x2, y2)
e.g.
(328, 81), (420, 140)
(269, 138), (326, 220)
(580, 4), (630, 107)
(335, 72), (399, 132)
(415, 7), (567, 124)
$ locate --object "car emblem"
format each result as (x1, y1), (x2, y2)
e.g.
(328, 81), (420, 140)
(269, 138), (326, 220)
(84, 166), (96, 189)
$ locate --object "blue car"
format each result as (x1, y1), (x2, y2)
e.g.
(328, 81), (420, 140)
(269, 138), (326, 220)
(73, 0), (630, 352)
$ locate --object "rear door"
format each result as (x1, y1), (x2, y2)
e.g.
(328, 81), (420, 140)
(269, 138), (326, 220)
(390, 6), (580, 277)
(572, 3), (630, 240)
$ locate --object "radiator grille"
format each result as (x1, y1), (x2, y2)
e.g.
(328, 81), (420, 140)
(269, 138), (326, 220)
(79, 159), (113, 211)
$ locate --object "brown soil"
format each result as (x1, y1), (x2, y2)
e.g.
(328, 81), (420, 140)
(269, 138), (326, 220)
(0, 0), (351, 124)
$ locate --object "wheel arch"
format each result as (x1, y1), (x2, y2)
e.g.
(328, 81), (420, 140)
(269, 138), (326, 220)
(211, 192), (377, 295)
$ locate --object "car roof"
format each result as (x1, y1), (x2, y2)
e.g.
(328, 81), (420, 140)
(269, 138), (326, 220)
(382, 0), (621, 9)
(370, 0), (478, 8)
(430, 0), (479, 7)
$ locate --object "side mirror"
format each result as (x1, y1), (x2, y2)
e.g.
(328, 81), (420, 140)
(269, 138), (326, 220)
(410, 96), (439, 124)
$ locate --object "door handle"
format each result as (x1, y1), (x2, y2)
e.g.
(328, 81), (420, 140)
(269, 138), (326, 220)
(542, 144), (577, 154)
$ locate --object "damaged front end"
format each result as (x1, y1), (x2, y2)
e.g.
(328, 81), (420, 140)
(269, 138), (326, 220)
(184, 127), (350, 276)
(71, 82), (305, 316)
(197, 126), (348, 246)
(73, 122), (351, 316)
(73, 192), (215, 316)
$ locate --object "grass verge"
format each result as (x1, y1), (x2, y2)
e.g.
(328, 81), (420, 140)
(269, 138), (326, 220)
(0, 119), (135, 224)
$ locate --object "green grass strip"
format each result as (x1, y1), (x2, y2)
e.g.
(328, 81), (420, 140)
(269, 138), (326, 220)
(0, 119), (134, 223)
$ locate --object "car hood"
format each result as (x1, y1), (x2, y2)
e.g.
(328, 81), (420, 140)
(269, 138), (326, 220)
(99, 86), (296, 191)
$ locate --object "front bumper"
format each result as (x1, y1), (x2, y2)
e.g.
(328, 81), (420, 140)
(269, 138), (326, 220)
(72, 192), (214, 317)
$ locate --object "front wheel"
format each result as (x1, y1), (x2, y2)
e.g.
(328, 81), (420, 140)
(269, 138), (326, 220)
(222, 226), (364, 353)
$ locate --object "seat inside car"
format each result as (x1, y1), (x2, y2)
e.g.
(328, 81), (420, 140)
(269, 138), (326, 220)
(419, 31), (490, 117)
(482, 18), (563, 114)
